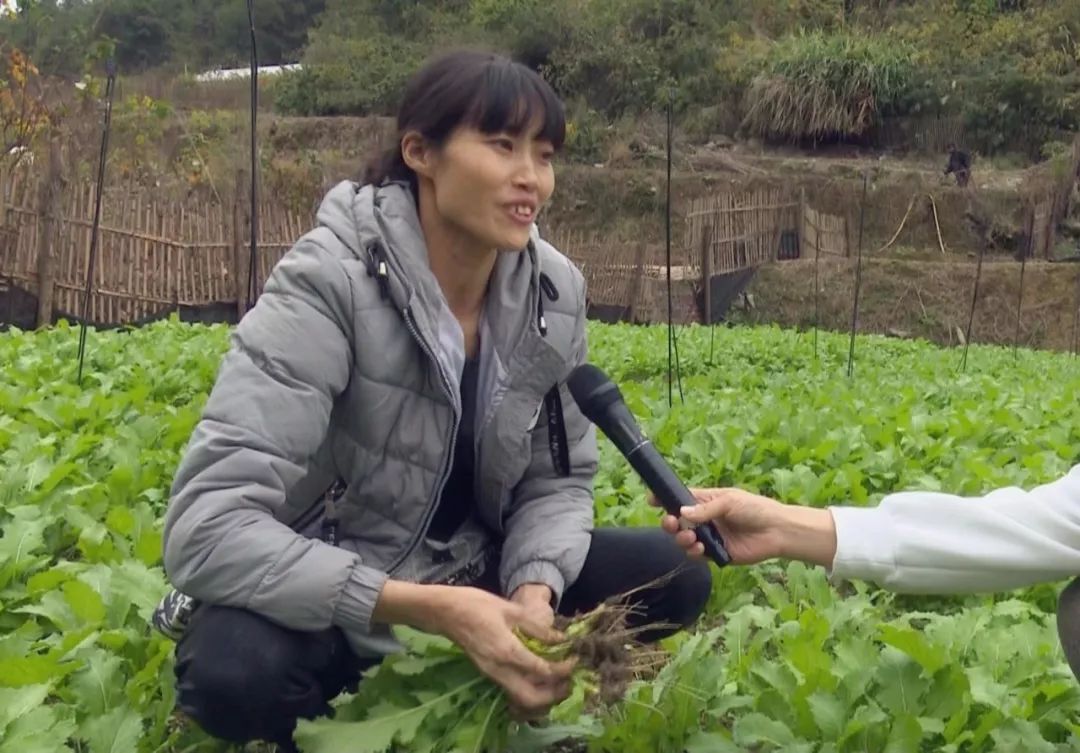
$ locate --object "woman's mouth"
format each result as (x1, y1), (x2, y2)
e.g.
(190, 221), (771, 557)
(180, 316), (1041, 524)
(505, 203), (536, 226)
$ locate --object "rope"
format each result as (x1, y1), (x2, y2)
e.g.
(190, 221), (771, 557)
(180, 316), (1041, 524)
(876, 193), (916, 253)
(76, 59), (116, 386)
(928, 192), (947, 254)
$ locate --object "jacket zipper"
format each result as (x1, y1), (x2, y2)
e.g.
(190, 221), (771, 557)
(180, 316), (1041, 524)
(473, 262), (544, 524)
(385, 302), (459, 575)
(291, 485), (332, 533)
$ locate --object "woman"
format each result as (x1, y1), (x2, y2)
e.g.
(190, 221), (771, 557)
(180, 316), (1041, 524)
(159, 50), (711, 751)
(657, 465), (1080, 678)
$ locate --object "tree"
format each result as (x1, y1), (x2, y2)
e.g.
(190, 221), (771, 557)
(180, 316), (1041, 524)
(0, 44), (51, 166)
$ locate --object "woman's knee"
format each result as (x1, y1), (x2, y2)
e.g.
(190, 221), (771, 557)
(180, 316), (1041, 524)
(586, 527), (713, 635)
(1057, 577), (1080, 682)
(663, 556), (713, 628)
(174, 606), (328, 745)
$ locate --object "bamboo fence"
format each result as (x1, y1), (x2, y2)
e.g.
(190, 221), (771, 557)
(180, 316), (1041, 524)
(1, 162), (868, 329)
(0, 164), (308, 326)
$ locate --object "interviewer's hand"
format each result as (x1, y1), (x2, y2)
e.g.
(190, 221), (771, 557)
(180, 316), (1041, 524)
(650, 488), (838, 568)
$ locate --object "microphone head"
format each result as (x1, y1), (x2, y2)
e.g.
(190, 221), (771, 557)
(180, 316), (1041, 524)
(567, 363), (624, 423)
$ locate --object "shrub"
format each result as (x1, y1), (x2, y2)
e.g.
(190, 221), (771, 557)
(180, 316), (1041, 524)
(741, 31), (919, 143)
(275, 36), (422, 116)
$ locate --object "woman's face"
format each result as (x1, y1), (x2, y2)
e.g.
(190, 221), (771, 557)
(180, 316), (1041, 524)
(409, 122), (556, 253)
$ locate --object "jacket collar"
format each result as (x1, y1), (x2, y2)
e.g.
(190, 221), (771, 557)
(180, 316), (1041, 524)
(316, 179), (549, 368)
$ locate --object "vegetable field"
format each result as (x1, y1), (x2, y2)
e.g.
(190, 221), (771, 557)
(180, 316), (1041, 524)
(3, 318), (1080, 752)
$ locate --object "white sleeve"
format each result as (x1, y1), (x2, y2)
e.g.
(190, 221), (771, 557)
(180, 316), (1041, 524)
(828, 463), (1080, 593)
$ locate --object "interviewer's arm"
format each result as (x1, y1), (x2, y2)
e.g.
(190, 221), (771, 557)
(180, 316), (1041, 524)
(671, 463), (1080, 594)
(828, 464), (1080, 593)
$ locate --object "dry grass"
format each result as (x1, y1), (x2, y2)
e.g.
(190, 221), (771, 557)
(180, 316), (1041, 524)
(741, 257), (1080, 353)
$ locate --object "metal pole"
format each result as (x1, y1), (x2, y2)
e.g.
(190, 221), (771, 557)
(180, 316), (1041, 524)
(245, 0), (260, 312)
(77, 60), (117, 385)
(1013, 248), (1027, 360)
(846, 171), (868, 378)
(960, 234), (987, 372)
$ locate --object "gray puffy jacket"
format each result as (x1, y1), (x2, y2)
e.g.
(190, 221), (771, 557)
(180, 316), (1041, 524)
(161, 180), (598, 657)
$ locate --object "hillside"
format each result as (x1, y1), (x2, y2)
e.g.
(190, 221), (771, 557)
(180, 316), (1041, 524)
(2, 1), (1079, 349)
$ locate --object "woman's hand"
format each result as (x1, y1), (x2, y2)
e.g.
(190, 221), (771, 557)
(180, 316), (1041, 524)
(374, 581), (573, 719)
(510, 583), (555, 630)
(437, 586), (573, 718)
(652, 487), (838, 568)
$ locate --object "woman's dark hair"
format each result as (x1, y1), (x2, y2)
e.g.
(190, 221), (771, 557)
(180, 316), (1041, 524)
(362, 49), (566, 190)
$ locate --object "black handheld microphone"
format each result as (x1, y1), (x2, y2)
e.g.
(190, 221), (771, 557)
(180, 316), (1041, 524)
(567, 363), (731, 567)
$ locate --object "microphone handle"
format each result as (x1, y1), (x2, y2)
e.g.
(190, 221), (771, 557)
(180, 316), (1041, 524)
(627, 442), (732, 567)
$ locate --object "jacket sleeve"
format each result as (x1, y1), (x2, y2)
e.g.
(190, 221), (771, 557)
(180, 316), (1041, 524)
(499, 273), (598, 605)
(162, 239), (389, 638)
(829, 463), (1080, 593)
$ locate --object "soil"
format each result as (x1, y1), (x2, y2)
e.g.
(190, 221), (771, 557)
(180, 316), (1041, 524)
(735, 256), (1080, 352)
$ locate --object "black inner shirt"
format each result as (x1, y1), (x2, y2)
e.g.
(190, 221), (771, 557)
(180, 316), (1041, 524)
(427, 355), (480, 543)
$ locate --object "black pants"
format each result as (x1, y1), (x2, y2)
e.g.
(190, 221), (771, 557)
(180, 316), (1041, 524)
(173, 527), (712, 750)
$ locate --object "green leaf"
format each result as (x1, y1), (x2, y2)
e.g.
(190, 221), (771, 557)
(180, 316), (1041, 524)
(807, 691), (846, 740)
(684, 730), (744, 753)
(884, 714), (923, 753)
(25, 566), (73, 595)
(732, 712), (797, 748)
(38, 461), (80, 495)
(0, 705), (77, 753)
(0, 654), (75, 687)
(876, 649), (928, 716)
(108, 560), (167, 622)
(295, 679), (483, 753)
(507, 719), (604, 753)
(0, 510), (49, 576)
(966, 665), (1010, 708)
(69, 650), (124, 716)
(988, 718), (1057, 753)
(294, 704), (423, 753)
(80, 705), (144, 753)
(133, 529), (162, 566)
(0, 684), (52, 735)
(16, 590), (76, 630)
(389, 655), (453, 677)
(879, 624), (949, 675)
(63, 579), (107, 625)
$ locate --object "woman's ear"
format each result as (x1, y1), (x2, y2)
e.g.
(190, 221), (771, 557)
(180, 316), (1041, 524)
(401, 131), (436, 178)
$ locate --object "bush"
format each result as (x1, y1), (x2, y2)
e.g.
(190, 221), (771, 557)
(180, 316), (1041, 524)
(741, 31), (918, 143)
(957, 67), (1080, 157)
(275, 36), (423, 116)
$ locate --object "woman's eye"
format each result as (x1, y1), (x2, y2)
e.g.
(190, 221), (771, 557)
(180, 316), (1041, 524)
(493, 138), (514, 151)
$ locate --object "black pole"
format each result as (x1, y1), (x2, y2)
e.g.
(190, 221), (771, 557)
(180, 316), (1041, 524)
(1071, 267), (1080, 357)
(709, 316), (716, 365)
(813, 223), (821, 361)
(668, 89), (684, 405)
(1013, 247), (1027, 360)
(665, 88), (674, 407)
(960, 233), (987, 372)
(846, 171), (868, 378)
(245, 0), (260, 311)
(77, 60), (117, 385)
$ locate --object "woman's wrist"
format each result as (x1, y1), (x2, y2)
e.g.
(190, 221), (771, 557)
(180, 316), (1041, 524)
(777, 505), (838, 568)
(372, 580), (453, 634)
